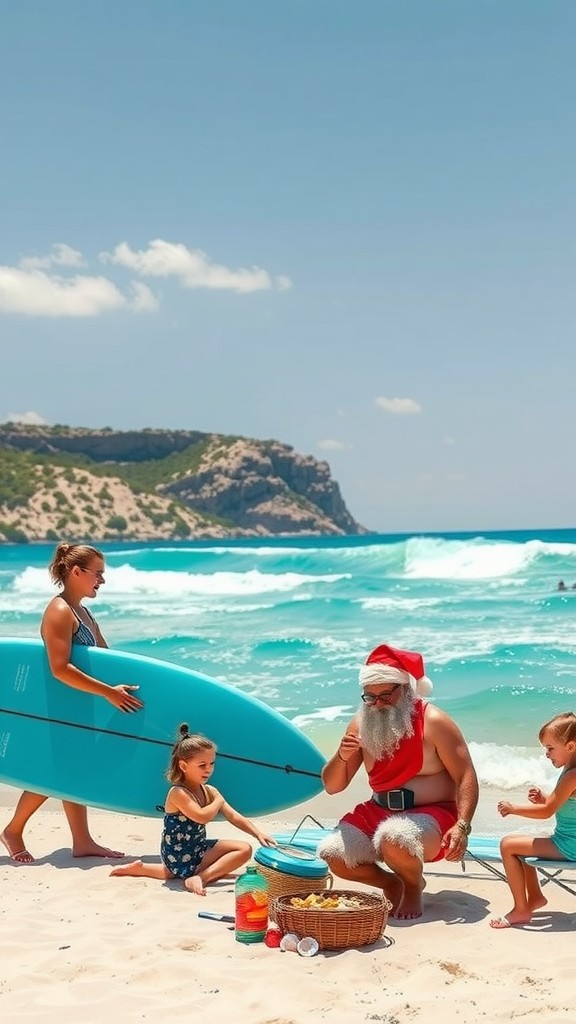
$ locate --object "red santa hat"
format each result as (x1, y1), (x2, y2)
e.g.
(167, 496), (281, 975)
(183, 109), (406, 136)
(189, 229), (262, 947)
(358, 643), (433, 697)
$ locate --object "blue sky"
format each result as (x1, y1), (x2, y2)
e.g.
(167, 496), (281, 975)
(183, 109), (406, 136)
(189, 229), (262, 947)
(1, 0), (575, 533)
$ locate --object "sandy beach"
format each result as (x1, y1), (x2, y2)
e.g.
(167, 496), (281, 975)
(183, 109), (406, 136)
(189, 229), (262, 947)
(1, 782), (575, 1024)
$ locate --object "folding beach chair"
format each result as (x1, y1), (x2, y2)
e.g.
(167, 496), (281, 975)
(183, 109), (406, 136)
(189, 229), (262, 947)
(465, 836), (576, 897)
(272, 820), (576, 898)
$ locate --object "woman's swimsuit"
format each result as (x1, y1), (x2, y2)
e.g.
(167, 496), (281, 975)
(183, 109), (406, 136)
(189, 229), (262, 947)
(70, 606), (97, 646)
(551, 778), (576, 860)
(160, 785), (217, 879)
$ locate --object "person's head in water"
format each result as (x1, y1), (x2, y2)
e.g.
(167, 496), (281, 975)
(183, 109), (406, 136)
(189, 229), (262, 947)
(357, 645), (433, 761)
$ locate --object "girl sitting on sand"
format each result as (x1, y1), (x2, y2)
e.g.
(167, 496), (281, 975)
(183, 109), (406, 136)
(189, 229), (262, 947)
(111, 724), (275, 894)
(490, 711), (576, 929)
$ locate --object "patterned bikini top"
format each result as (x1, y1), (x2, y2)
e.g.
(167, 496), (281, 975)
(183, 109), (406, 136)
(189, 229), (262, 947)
(70, 607), (97, 646)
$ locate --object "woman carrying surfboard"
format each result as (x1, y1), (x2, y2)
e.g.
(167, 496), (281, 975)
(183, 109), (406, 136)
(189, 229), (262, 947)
(1, 542), (143, 865)
(110, 723), (275, 894)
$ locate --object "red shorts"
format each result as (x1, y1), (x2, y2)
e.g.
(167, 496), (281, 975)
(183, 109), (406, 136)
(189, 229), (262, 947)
(340, 799), (458, 863)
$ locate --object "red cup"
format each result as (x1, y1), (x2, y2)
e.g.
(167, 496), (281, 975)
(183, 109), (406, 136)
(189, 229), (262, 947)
(264, 927), (282, 948)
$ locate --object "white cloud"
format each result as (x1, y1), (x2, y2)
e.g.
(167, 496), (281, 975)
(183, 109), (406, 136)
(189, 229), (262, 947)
(129, 281), (160, 313)
(317, 438), (351, 451)
(0, 237), (288, 316)
(100, 239), (292, 294)
(275, 274), (293, 291)
(375, 397), (422, 414)
(2, 411), (48, 425)
(0, 266), (134, 317)
(19, 243), (85, 270)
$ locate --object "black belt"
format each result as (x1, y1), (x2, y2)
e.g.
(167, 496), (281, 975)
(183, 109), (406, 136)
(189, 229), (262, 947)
(372, 788), (415, 811)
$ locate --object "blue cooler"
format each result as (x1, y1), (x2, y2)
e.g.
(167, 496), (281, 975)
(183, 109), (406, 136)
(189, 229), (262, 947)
(254, 841), (332, 900)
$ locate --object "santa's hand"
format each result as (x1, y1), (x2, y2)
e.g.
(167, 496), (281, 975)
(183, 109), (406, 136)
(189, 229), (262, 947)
(337, 733), (361, 762)
(442, 824), (468, 862)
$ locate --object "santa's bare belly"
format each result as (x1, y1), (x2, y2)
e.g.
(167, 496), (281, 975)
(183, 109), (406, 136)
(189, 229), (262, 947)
(400, 770), (455, 805)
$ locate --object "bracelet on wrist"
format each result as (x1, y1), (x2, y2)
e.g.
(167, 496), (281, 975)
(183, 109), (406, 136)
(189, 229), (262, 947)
(456, 818), (472, 836)
(337, 751), (346, 762)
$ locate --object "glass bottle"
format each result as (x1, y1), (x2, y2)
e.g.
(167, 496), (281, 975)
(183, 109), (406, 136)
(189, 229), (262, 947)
(235, 865), (269, 943)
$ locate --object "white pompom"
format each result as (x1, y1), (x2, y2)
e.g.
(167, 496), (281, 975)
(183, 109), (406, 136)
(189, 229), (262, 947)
(416, 674), (433, 696)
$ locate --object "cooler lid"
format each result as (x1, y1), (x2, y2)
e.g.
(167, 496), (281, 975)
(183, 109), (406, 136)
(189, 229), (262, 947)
(254, 844), (328, 878)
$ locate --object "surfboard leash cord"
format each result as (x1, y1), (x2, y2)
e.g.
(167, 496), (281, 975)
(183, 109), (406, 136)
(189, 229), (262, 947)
(0, 705), (323, 779)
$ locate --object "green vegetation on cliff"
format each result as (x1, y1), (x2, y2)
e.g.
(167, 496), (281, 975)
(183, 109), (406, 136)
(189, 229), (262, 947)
(0, 424), (365, 543)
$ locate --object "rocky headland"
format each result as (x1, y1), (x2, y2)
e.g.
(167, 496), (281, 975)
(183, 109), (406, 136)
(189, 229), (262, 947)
(0, 424), (366, 542)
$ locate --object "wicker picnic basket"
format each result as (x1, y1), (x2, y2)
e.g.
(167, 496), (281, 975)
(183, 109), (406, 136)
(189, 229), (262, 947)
(271, 890), (391, 950)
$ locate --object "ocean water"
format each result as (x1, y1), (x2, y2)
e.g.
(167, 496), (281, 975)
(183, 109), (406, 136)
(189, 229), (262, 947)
(1, 530), (575, 815)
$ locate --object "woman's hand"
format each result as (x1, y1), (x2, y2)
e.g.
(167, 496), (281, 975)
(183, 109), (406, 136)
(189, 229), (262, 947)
(497, 800), (513, 817)
(106, 685), (143, 713)
(528, 786), (545, 804)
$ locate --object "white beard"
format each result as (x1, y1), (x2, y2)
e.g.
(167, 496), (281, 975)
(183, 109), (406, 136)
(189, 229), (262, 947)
(358, 688), (416, 761)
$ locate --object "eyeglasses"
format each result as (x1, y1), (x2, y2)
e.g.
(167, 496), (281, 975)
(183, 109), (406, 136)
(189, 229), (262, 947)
(361, 686), (401, 705)
(82, 568), (105, 581)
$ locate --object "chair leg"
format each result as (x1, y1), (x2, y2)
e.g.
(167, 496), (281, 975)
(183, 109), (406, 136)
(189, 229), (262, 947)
(533, 866), (576, 897)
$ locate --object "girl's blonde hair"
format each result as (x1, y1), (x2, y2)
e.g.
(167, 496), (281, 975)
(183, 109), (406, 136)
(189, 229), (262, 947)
(539, 712), (576, 745)
(49, 542), (104, 586)
(166, 722), (216, 784)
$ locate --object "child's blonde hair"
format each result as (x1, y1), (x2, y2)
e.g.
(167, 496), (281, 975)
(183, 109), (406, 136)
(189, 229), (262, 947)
(166, 722), (216, 785)
(539, 712), (576, 745)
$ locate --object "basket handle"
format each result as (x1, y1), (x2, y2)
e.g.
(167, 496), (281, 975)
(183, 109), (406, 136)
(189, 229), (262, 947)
(286, 813), (331, 846)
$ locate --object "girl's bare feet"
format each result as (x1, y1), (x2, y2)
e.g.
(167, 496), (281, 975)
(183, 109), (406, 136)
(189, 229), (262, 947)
(490, 910), (532, 929)
(110, 859), (144, 876)
(184, 875), (206, 895)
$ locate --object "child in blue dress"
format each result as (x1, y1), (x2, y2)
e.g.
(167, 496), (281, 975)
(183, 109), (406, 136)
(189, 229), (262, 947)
(111, 724), (275, 894)
(490, 711), (576, 928)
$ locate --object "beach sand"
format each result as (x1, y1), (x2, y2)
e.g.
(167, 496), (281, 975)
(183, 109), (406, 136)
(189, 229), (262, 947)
(1, 782), (575, 1024)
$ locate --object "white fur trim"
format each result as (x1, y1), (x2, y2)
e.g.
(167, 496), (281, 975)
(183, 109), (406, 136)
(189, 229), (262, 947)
(358, 664), (408, 687)
(316, 824), (375, 869)
(373, 812), (441, 863)
(373, 816), (424, 862)
(359, 663), (433, 696)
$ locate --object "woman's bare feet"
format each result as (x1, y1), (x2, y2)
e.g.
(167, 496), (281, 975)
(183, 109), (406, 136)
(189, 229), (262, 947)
(1, 828), (34, 864)
(184, 874), (207, 896)
(73, 840), (124, 859)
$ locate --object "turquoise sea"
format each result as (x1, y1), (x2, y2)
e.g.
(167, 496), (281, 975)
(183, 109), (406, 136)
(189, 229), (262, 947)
(1, 529), (575, 804)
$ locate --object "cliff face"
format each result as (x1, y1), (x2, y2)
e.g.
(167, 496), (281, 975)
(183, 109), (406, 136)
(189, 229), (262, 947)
(165, 438), (360, 534)
(0, 426), (205, 461)
(0, 425), (366, 542)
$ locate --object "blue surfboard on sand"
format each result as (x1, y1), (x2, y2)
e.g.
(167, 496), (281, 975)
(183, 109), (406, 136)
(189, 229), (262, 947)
(0, 638), (325, 818)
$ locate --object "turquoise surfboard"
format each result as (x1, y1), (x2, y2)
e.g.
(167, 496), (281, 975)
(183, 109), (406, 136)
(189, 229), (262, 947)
(0, 638), (325, 818)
